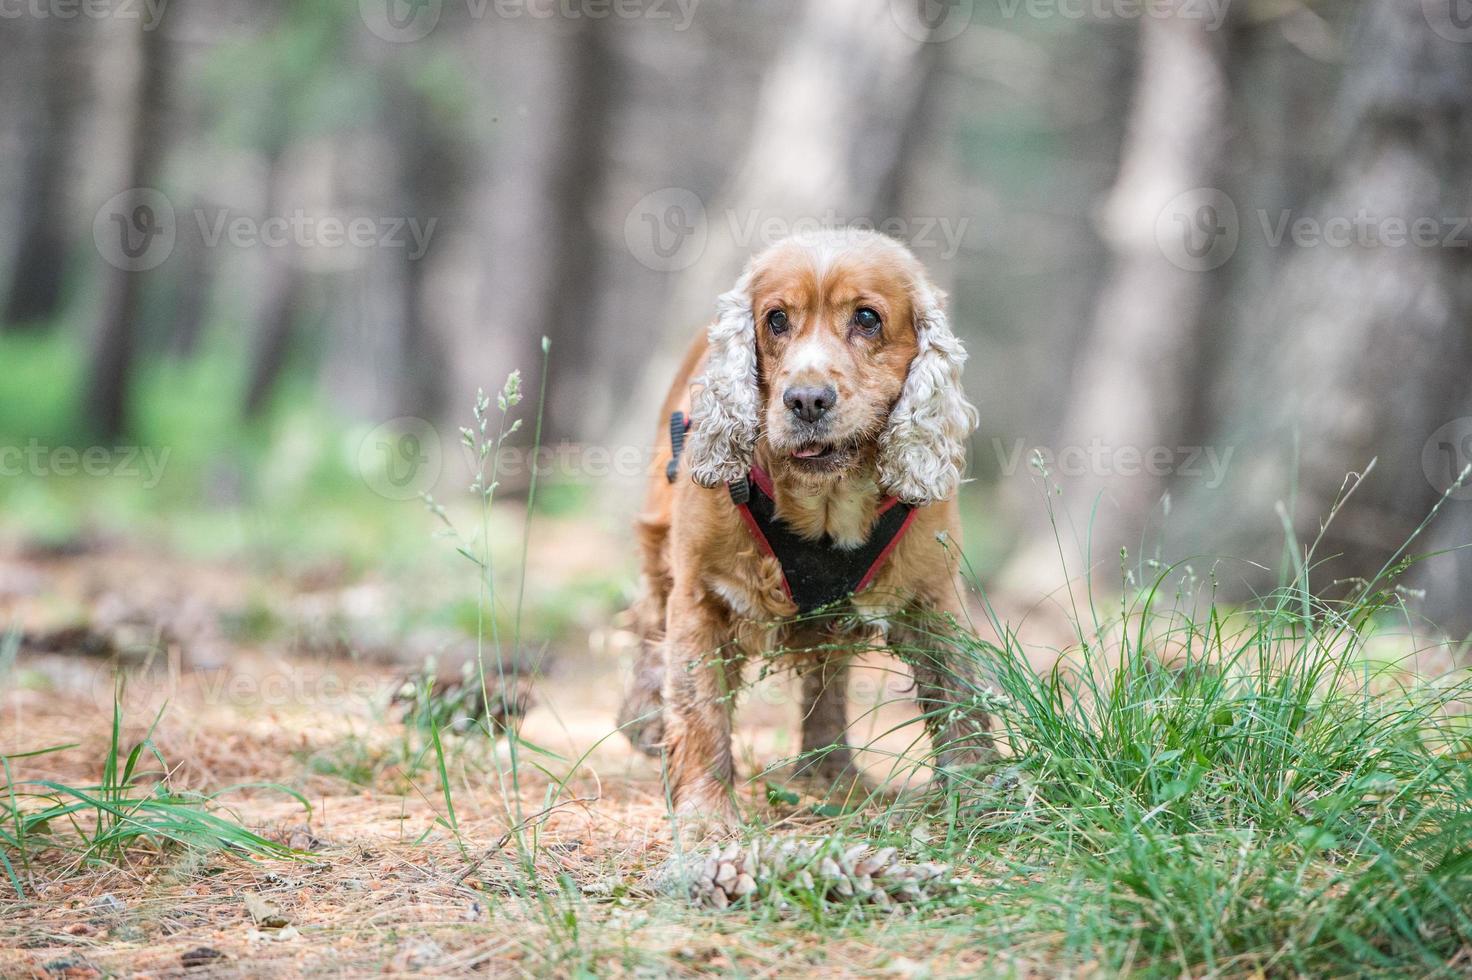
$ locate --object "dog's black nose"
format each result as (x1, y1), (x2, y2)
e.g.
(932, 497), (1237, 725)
(783, 385), (837, 424)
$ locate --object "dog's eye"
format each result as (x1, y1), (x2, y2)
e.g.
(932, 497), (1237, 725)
(853, 307), (882, 337)
(767, 310), (789, 335)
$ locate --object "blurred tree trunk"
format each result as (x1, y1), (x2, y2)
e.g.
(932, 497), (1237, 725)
(1208, 0), (1472, 625)
(538, 20), (617, 443)
(167, 193), (217, 358)
(3, 18), (86, 327)
(84, 22), (172, 440)
(1419, 421), (1472, 642)
(389, 72), (461, 422)
(319, 63), (460, 423)
(1002, 3), (1241, 593)
(614, 0), (939, 454)
(243, 157), (305, 417)
(435, 14), (623, 457)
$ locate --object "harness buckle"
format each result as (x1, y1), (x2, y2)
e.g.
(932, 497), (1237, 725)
(665, 411), (688, 484)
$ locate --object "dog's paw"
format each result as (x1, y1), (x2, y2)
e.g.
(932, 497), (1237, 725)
(615, 690), (665, 758)
(671, 794), (741, 845)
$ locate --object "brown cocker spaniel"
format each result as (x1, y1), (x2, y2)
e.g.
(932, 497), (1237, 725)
(618, 229), (993, 831)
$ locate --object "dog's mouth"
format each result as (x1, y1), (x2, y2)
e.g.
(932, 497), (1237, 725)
(788, 441), (849, 472)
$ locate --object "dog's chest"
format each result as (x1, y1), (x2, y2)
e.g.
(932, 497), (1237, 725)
(726, 474), (917, 617)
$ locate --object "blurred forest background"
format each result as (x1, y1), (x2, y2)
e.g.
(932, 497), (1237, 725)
(1, 0), (1470, 642)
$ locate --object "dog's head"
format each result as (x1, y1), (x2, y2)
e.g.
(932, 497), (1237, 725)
(686, 229), (978, 505)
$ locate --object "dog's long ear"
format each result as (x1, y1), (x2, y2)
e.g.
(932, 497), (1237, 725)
(876, 279), (979, 505)
(686, 268), (759, 489)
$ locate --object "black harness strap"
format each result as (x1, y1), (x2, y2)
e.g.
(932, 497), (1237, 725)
(663, 412), (916, 613)
(666, 411), (690, 483)
(731, 468), (916, 614)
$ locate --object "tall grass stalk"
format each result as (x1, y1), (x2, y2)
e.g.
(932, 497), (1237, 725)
(423, 340), (553, 879)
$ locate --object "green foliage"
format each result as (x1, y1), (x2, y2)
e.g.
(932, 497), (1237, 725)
(0, 330), (82, 444)
(0, 327), (437, 570)
(835, 575), (1472, 977)
(0, 688), (305, 897)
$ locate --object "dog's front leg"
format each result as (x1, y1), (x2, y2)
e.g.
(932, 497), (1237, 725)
(892, 600), (994, 780)
(797, 653), (855, 781)
(662, 587), (744, 832)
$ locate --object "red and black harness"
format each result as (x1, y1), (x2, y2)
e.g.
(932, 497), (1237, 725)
(668, 412), (918, 614)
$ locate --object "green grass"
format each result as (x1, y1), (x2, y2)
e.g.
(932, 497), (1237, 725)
(919, 591), (1469, 976)
(0, 687), (307, 898)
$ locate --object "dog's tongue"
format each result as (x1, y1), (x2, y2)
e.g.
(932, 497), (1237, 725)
(793, 446), (827, 459)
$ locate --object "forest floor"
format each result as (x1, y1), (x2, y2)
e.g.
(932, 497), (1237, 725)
(0, 539), (1008, 978)
(2, 532), (1469, 978)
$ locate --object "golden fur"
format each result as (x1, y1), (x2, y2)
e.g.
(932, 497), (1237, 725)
(617, 231), (992, 830)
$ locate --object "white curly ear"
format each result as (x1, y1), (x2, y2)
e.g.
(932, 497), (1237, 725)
(876, 281), (979, 505)
(686, 269), (759, 488)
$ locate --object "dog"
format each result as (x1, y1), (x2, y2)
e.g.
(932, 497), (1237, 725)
(618, 229), (993, 830)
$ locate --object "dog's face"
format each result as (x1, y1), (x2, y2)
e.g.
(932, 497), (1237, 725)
(686, 230), (979, 505)
(749, 240), (920, 484)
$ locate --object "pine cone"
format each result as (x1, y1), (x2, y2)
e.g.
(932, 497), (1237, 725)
(393, 659), (531, 735)
(661, 838), (959, 911)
